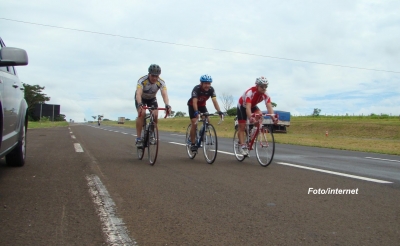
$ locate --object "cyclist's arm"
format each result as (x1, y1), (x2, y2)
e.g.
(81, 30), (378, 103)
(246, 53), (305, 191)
(160, 88), (170, 105)
(246, 103), (252, 119)
(266, 102), (278, 123)
(266, 102), (274, 115)
(211, 97), (222, 113)
(192, 97), (199, 112)
(136, 87), (143, 105)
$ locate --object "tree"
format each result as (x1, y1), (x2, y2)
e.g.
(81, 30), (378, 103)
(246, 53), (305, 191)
(174, 111), (186, 117)
(221, 93), (234, 112)
(169, 111), (175, 117)
(312, 108), (321, 116)
(23, 83), (50, 120)
(54, 114), (66, 121)
(271, 102), (277, 108)
(226, 108), (237, 116)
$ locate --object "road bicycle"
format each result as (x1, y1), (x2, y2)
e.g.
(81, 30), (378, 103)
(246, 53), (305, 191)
(233, 113), (277, 167)
(185, 112), (223, 164)
(137, 106), (168, 165)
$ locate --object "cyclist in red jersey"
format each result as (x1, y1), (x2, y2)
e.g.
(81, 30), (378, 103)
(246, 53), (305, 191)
(187, 74), (224, 153)
(236, 76), (278, 155)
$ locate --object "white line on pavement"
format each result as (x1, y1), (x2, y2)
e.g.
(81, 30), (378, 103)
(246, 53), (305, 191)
(168, 142), (392, 184)
(365, 157), (400, 163)
(86, 174), (137, 245)
(276, 162), (392, 184)
(74, 143), (84, 152)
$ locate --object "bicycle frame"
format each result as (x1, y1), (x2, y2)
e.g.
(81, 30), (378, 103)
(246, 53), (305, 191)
(137, 106), (168, 165)
(194, 114), (210, 147)
(246, 113), (275, 150)
(186, 112), (223, 164)
(233, 113), (277, 166)
(194, 113), (224, 147)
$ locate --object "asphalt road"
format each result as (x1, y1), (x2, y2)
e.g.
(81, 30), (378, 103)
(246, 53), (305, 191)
(1, 123), (399, 245)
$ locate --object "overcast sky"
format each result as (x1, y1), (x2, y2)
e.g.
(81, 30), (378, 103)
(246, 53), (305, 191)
(1, 0), (399, 122)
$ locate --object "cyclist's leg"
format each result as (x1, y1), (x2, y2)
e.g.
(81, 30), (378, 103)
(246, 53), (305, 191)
(252, 106), (262, 127)
(237, 106), (247, 143)
(188, 105), (197, 145)
(198, 106), (208, 131)
(148, 98), (159, 124)
(135, 96), (147, 146)
(237, 106), (248, 155)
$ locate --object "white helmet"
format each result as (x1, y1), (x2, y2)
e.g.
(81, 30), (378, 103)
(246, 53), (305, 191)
(255, 76), (268, 87)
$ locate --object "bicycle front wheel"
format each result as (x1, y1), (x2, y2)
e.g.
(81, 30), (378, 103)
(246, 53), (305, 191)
(255, 126), (275, 167)
(233, 129), (247, 162)
(185, 124), (197, 159)
(148, 123), (159, 165)
(203, 124), (217, 164)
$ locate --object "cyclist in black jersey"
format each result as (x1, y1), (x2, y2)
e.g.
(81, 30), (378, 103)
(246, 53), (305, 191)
(187, 74), (224, 153)
(135, 64), (171, 147)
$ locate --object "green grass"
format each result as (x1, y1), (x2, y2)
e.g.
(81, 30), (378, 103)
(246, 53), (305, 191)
(28, 121), (69, 129)
(99, 116), (400, 156)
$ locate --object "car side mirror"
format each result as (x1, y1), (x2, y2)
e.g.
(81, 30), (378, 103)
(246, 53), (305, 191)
(0, 47), (29, 67)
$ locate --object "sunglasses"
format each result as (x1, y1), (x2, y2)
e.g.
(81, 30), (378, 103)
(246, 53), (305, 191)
(258, 85), (268, 89)
(150, 74), (159, 78)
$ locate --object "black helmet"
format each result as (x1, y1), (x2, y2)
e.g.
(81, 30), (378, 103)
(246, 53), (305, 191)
(148, 64), (161, 75)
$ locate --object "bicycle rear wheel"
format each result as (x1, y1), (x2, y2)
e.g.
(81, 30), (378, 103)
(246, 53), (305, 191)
(255, 126), (275, 167)
(148, 123), (159, 165)
(233, 129), (247, 162)
(203, 124), (217, 164)
(185, 124), (197, 159)
(137, 124), (145, 160)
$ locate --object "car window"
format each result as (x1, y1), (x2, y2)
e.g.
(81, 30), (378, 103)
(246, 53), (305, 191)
(8, 66), (15, 75)
(0, 45), (7, 72)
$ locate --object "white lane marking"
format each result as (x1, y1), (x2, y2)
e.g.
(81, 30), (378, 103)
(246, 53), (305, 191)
(168, 142), (392, 184)
(365, 157), (400, 163)
(169, 142), (237, 156)
(71, 135), (76, 139)
(277, 162), (392, 184)
(169, 142), (185, 146)
(86, 174), (137, 245)
(122, 132), (128, 135)
(74, 143), (84, 152)
(217, 150), (235, 156)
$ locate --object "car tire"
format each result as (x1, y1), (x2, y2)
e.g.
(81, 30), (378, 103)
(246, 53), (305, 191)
(6, 122), (26, 167)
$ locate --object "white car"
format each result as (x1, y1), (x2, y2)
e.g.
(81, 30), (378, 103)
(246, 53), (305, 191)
(0, 37), (29, 166)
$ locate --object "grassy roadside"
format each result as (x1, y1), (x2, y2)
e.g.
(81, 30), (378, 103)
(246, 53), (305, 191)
(28, 121), (69, 129)
(98, 116), (400, 156)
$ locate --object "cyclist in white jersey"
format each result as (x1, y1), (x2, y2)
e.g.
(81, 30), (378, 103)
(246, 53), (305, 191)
(135, 64), (171, 148)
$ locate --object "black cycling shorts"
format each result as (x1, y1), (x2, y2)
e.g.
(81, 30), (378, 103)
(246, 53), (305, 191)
(236, 105), (260, 123)
(188, 105), (208, 119)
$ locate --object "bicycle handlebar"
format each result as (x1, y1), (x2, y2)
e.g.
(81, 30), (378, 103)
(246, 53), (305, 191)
(249, 113), (279, 124)
(195, 112), (224, 125)
(139, 106), (170, 118)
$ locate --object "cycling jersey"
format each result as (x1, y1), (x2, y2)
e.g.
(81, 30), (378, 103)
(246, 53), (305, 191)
(187, 85), (216, 107)
(136, 75), (167, 99)
(237, 86), (271, 108)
